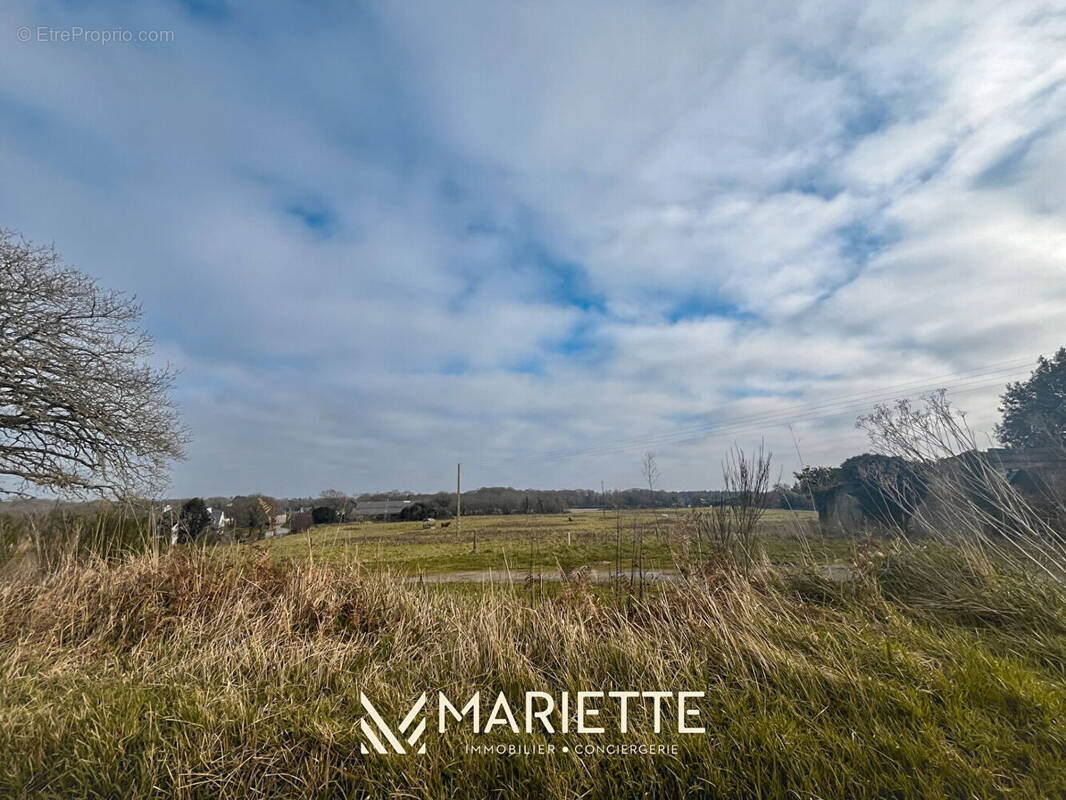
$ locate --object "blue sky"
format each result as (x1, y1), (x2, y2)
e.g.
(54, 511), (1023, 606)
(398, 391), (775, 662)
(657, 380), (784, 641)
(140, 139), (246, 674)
(2, 1), (1065, 496)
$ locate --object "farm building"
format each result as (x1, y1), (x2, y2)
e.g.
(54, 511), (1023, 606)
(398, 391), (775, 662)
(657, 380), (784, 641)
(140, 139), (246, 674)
(810, 454), (924, 534)
(910, 447), (1066, 535)
(352, 500), (412, 519)
(814, 448), (1066, 535)
(984, 447), (1066, 496)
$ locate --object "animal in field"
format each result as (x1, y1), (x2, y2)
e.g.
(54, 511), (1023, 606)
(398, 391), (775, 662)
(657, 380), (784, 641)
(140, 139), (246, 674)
(440, 521), (451, 528)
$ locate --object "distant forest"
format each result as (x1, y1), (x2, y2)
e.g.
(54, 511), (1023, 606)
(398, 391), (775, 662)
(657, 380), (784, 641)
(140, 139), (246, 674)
(0, 485), (813, 523)
(352, 485), (814, 519)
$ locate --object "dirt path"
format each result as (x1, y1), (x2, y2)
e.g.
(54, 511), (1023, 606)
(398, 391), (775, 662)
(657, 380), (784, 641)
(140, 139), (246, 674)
(403, 567), (680, 584)
(403, 564), (854, 584)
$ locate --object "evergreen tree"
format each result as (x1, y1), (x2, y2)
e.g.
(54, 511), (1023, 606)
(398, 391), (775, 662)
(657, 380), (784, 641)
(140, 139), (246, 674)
(178, 497), (211, 543)
(997, 348), (1066, 449)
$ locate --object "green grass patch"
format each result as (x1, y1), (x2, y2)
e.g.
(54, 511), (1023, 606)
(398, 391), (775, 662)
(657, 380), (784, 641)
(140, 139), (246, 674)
(262, 510), (840, 576)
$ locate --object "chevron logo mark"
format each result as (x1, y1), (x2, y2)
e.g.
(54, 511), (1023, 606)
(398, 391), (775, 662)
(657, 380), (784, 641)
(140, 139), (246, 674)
(359, 692), (428, 755)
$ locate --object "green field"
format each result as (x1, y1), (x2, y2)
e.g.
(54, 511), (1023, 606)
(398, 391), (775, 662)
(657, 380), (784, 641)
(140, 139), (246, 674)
(262, 509), (850, 578)
(2, 537), (1066, 798)
(3, 508), (1066, 797)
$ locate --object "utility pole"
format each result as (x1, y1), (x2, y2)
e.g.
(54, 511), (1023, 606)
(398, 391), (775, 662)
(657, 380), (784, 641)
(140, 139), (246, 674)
(458, 463), (471, 552)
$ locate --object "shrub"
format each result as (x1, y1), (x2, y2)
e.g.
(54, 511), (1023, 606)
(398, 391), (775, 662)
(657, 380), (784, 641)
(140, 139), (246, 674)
(311, 506), (337, 525)
(288, 512), (313, 534)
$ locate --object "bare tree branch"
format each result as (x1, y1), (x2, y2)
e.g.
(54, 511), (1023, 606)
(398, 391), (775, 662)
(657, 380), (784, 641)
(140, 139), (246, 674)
(0, 229), (188, 498)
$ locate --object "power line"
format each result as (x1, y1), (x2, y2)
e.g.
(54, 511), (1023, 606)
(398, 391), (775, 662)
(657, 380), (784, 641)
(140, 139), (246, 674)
(539, 358), (1034, 462)
(546, 372), (1025, 461)
(544, 356), (1032, 459)
(678, 378), (1010, 455)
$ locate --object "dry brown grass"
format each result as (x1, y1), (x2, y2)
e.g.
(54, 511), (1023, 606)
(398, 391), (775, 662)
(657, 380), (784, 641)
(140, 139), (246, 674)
(0, 542), (1064, 798)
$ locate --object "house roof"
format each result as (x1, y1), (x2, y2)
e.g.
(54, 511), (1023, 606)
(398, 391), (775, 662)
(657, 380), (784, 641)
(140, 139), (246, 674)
(984, 447), (1066, 470)
(353, 500), (411, 516)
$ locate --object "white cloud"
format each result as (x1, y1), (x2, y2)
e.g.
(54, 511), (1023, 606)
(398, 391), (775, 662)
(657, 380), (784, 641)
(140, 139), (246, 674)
(0, 0), (1064, 495)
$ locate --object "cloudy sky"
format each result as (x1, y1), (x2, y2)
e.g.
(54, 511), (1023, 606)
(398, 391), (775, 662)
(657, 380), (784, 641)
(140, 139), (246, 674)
(2, 1), (1065, 496)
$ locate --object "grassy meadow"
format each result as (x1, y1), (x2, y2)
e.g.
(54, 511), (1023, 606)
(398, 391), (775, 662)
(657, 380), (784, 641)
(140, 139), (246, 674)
(0, 509), (1065, 797)
(262, 509), (846, 578)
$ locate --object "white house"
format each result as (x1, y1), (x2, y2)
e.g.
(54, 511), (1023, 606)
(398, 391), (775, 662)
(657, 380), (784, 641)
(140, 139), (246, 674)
(208, 507), (229, 529)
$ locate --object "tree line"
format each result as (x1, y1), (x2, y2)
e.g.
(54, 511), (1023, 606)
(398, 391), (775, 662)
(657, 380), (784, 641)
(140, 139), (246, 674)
(357, 485), (814, 519)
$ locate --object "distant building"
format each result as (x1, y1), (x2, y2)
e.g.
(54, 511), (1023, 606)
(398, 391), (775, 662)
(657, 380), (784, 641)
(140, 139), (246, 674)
(984, 447), (1066, 496)
(207, 507), (229, 529)
(352, 500), (412, 519)
(817, 447), (1066, 535)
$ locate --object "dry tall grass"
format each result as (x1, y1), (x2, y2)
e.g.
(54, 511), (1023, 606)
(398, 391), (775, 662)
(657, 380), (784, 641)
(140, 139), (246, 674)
(1, 540), (1064, 798)
(859, 391), (1066, 579)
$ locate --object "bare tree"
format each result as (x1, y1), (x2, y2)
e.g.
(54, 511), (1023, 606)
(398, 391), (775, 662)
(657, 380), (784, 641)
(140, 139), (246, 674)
(632, 453), (661, 599)
(642, 450), (667, 550)
(319, 488), (354, 521)
(641, 451), (660, 492)
(689, 443), (772, 570)
(0, 230), (186, 497)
